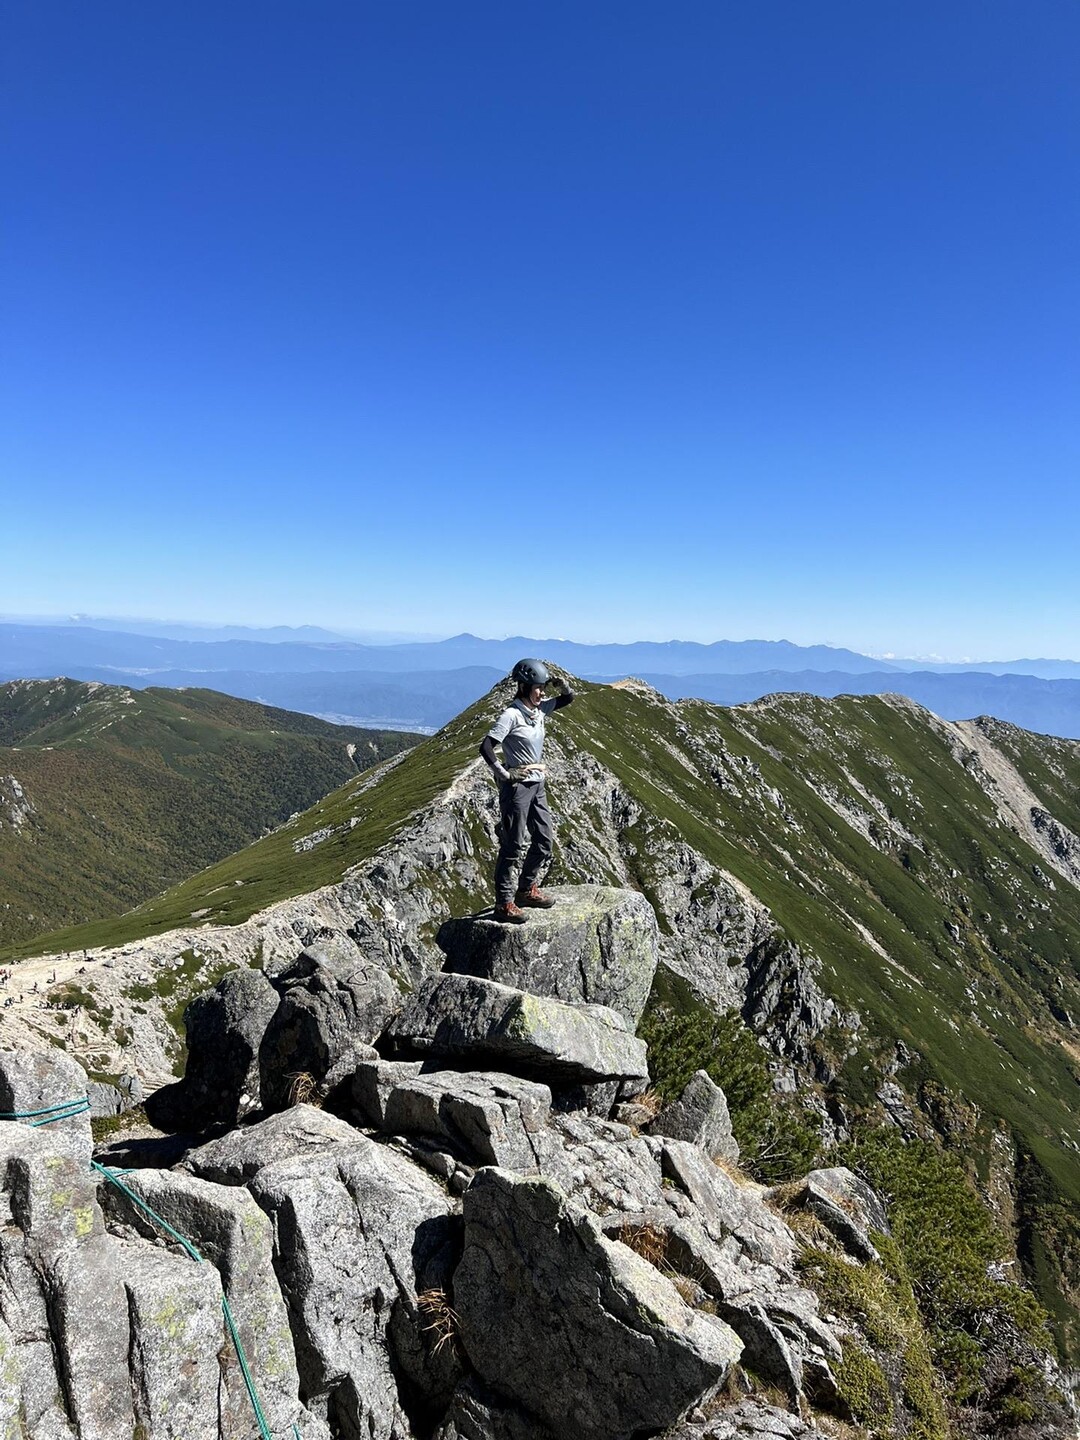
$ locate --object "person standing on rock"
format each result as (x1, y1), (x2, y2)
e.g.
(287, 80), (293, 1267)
(479, 659), (574, 924)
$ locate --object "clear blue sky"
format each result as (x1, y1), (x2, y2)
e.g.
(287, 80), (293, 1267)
(2, 2), (1077, 658)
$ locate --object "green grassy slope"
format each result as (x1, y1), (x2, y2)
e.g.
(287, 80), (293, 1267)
(0, 679), (416, 946)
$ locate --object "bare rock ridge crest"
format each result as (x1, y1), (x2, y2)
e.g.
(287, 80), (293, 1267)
(0, 887), (880, 1440)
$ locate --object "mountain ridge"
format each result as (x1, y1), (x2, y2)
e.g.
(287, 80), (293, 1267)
(2, 670), (1078, 1357)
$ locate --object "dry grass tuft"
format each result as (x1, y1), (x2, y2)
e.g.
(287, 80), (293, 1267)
(765, 1178), (807, 1212)
(617, 1221), (669, 1268)
(285, 1072), (323, 1109)
(712, 1152), (754, 1187)
(417, 1287), (461, 1357)
(632, 1088), (665, 1122)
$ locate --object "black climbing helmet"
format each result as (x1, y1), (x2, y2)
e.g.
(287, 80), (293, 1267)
(511, 658), (550, 688)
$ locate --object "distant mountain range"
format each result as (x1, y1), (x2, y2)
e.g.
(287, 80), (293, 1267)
(3, 622), (1080, 737)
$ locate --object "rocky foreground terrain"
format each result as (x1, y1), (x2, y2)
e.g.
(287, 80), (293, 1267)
(0, 890), (989, 1438)
(1, 888), (1075, 1440)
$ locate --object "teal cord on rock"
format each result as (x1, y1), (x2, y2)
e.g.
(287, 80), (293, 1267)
(1, 1102), (300, 1440)
(0, 1097), (91, 1126)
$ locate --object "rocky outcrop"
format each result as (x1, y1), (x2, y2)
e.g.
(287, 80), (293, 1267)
(454, 1167), (743, 1439)
(385, 973), (650, 1088)
(381, 1070), (552, 1170)
(258, 939), (400, 1108)
(648, 1069), (739, 1163)
(146, 966), (280, 1129)
(776, 1166), (890, 1263)
(0, 1047), (92, 1161)
(247, 1136), (455, 1439)
(438, 884), (659, 1028)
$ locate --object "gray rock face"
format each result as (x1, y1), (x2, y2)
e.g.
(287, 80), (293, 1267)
(661, 1140), (797, 1270)
(788, 1166), (890, 1262)
(665, 1397), (835, 1439)
(248, 1136), (455, 1440)
(149, 966), (281, 1129)
(648, 1069), (740, 1163)
(385, 974), (650, 1087)
(434, 1377), (561, 1440)
(742, 937), (840, 1070)
(438, 884), (659, 1028)
(0, 1121), (134, 1439)
(122, 1242), (224, 1439)
(382, 1070), (552, 1170)
(182, 1102), (361, 1185)
(0, 1047), (92, 1161)
(259, 942), (401, 1108)
(350, 1058), (426, 1127)
(454, 1167), (742, 1440)
(101, 1166), (314, 1439)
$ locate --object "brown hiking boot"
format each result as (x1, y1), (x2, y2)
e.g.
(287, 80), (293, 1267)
(492, 901), (528, 925)
(515, 884), (556, 909)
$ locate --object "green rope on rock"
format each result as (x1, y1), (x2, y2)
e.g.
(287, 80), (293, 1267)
(90, 1160), (205, 1263)
(0, 1105), (300, 1438)
(93, 1162), (284, 1440)
(0, 1097), (91, 1126)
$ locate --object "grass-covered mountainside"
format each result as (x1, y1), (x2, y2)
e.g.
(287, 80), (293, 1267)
(0, 678), (416, 946)
(6, 673), (1080, 1369)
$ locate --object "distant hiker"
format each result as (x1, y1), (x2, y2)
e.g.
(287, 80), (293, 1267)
(479, 659), (574, 923)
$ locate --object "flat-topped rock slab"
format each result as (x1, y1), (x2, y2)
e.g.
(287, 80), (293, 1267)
(384, 974), (650, 1087)
(437, 885), (659, 1028)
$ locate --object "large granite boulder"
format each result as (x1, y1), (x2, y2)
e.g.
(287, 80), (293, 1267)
(182, 1102), (361, 1185)
(146, 966), (280, 1130)
(381, 1069), (552, 1170)
(0, 1120), (134, 1439)
(120, 1243), (224, 1438)
(384, 974), (650, 1088)
(100, 1166), (315, 1438)
(248, 1136), (456, 1440)
(453, 1167), (742, 1440)
(648, 1069), (739, 1163)
(0, 1048), (92, 1161)
(258, 940), (400, 1109)
(438, 885), (659, 1028)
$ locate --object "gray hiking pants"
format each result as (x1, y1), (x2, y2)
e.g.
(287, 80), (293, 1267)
(495, 780), (553, 903)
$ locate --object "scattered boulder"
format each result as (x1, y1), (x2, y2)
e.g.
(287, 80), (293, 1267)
(381, 1069), (552, 1170)
(384, 974), (650, 1087)
(350, 1058), (426, 1128)
(146, 966), (280, 1130)
(259, 942), (400, 1109)
(181, 1102), (361, 1185)
(777, 1166), (889, 1263)
(438, 884), (659, 1027)
(661, 1140), (797, 1271)
(648, 1069), (740, 1163)
(87, 1071), (144, 1119)
(453, 1167), (742, 1440)
(665, 1397), (835, 1439)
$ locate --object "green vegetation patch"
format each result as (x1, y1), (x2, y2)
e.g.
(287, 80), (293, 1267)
(640, 976), (821, 1182)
